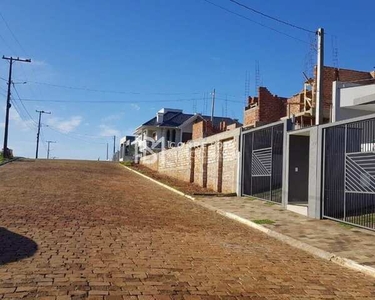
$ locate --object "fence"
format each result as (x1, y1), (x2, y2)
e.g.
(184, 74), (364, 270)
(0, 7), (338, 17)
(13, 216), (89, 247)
(322, 116), (375, 230)
(139, 129), (240, 193)
(241, 122), (285, 203)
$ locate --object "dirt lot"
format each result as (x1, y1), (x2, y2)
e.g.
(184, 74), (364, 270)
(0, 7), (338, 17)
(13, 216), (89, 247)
(128, 163), (217, 195)
(0, 159), (375, 299)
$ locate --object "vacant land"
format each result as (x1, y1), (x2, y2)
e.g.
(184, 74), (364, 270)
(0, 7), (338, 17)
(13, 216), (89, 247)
(0, 160), (374, 299)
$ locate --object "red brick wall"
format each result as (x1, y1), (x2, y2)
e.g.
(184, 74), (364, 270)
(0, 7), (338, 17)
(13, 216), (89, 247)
(258, 87), (287, 123)
(287, 94), (303, 116)
(192, 121), (205, 140)
(243, 88), (286, 127)
(243, 106), (260, 127)
(192, 120), (222, 140)
(317, 66), (374, 110)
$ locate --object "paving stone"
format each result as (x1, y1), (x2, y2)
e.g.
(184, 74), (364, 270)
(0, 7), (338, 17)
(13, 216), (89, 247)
(0, 160), (374, 299)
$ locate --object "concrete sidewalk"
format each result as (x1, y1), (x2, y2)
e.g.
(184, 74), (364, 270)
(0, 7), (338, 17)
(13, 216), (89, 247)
(197, 196), (375, 270)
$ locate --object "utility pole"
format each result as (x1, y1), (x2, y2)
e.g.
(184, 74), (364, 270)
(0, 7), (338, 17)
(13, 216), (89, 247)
(210, 88), (216, 122)
(315, 28), (324, 125)
(113, 136), (116, 159)
(2, 56), (31, 158)
(46, 141), (56, 159)
(106, 143), (109, 161)
(35, 110), (51, 159)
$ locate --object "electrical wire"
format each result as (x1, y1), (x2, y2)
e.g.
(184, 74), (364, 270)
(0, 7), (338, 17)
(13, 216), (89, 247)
(229, 0), (315, 34)
(9, 98), (37, 131)
(0, 12), (49, 112)
(12, 84), (37, 125)
(0, 32), (17, 54)
(15, 97), (204, 103)
(47, 125), (107, 145)
(14, 96), (244, 104)
(0, 12), (29, 55)
(27, 81), (203, 95)
(202, 0), (310, 44)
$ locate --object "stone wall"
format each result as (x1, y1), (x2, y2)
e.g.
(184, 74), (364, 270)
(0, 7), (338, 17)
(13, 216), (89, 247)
(140, 129), (240, 193)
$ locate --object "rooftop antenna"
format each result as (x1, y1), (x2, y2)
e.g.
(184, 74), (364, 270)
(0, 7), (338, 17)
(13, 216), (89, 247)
(255, 60), (260, 93)
(192, 96), (197, 113)
(244, 71), (250, 106)
(331, 35), (339, 69)
(202, 92), (207, 115)
(304, 33), (316, 83)
(225, 94), (228, 117)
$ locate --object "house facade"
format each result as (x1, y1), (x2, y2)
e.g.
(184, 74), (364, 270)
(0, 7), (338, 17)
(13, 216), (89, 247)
(119, 136), (135, 162)
(134, 108), (241, 156)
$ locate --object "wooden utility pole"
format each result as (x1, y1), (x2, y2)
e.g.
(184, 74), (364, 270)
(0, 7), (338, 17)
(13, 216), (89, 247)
(113, 135), (116, 159)
(2, 56), (31, 158)
(106, 143), (109, 161)
(46, 141), (56, 159)
(35, 110), (51, 159)
(210, 88), (216, 122)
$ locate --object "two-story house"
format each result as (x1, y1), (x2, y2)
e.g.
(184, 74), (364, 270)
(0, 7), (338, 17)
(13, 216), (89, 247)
(134, 108), (240, 155)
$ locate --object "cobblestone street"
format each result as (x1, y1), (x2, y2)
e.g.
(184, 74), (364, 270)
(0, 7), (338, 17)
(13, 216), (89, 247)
(0, 160), (375, 299)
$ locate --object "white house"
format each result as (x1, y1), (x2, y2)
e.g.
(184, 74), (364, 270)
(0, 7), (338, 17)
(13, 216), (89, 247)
(133, 108), (240, 155)
(332, 81), (375, 122)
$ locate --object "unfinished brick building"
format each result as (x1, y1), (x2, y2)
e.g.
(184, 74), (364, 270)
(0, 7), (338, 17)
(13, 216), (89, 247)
(243, 66), (375, 128)
(192, 119), (241, 140)
(286, 66), (375, 127)
(243, 87), (287, 127)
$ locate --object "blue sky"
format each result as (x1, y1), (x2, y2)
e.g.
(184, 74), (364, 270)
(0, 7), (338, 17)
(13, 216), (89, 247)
(0, 0), (374, 160)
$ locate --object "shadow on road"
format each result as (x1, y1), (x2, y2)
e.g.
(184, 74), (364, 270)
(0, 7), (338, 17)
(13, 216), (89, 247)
(0, 227), (38, 265)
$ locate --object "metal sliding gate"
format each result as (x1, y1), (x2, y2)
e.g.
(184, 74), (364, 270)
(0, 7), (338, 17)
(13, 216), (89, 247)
(323, 117), (375, 230)
(242, 123), (284, 203)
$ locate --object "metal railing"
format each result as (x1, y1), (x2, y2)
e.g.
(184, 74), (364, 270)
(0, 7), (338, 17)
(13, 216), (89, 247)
(322, 117), (375, 230)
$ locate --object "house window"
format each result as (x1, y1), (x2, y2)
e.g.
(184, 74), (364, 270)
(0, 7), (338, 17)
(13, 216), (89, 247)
(172, 129), (176, 142)
(167, 130), (170, 141)
(152, 131), (157, 140)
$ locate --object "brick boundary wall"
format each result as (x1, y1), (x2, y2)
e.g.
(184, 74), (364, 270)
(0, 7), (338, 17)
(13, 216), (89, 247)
(139, 129), (241, 193)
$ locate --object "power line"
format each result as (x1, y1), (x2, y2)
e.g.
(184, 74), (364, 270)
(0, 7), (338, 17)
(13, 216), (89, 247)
(0, 12), (29, 55)
(27, 81), (203, 95)
(12, 84), (37, 125)
(15, 97), (201, 103)
(0, 11), (49, 111)
(14, 96), (244, 104)
(47, 125), (107, 145)
(229, 0), (315, 34)
(0, 32), (17, 54)
(9, 99), (37, 131)
(202, 0), (310, 44)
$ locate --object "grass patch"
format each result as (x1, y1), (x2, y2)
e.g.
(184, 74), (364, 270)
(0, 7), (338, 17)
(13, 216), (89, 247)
(245, 197), (255, 201)
(339, 222), (355, 229)
(252, 219), (275, 225)
(120, 161), (133, 167)
(0, 154), (5, 163)
(264, 201), (277, 206)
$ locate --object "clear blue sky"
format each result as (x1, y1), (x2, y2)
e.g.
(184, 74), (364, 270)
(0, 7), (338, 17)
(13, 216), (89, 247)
(1, 0), (374, 160)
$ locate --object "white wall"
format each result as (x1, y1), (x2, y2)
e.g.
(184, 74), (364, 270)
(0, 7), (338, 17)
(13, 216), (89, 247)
(332, 82), (375, 122)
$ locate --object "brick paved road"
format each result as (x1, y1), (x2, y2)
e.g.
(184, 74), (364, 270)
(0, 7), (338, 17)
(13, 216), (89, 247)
(0, 160), (375, 300)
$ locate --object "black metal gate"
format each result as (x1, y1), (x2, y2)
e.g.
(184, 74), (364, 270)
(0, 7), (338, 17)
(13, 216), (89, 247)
(242, 123), (284, 203)
(323, 117), (375, 230)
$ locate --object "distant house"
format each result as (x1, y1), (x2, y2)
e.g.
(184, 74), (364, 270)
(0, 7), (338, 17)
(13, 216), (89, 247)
(134, 108), (241, 155)
(119, 136), (135, 161)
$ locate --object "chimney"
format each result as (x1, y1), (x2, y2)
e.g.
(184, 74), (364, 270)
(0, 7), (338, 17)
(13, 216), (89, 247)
(156, 112), (164, 124)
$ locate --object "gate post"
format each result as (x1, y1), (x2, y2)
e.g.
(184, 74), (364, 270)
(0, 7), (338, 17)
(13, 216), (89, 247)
(281, 119), (292, 208)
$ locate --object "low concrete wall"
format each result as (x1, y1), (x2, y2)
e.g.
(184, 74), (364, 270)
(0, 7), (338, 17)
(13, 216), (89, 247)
(140, 129), (240, 193)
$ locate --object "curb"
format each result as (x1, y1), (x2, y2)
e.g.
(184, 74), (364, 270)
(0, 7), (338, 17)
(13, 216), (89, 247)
(0, 157), (21, 167)
(122, 165), (375, 278)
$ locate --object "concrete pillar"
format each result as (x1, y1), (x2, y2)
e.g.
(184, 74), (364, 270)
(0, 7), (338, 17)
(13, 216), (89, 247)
(202, 145), (208, 188)
(217, 142), (223, 192)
